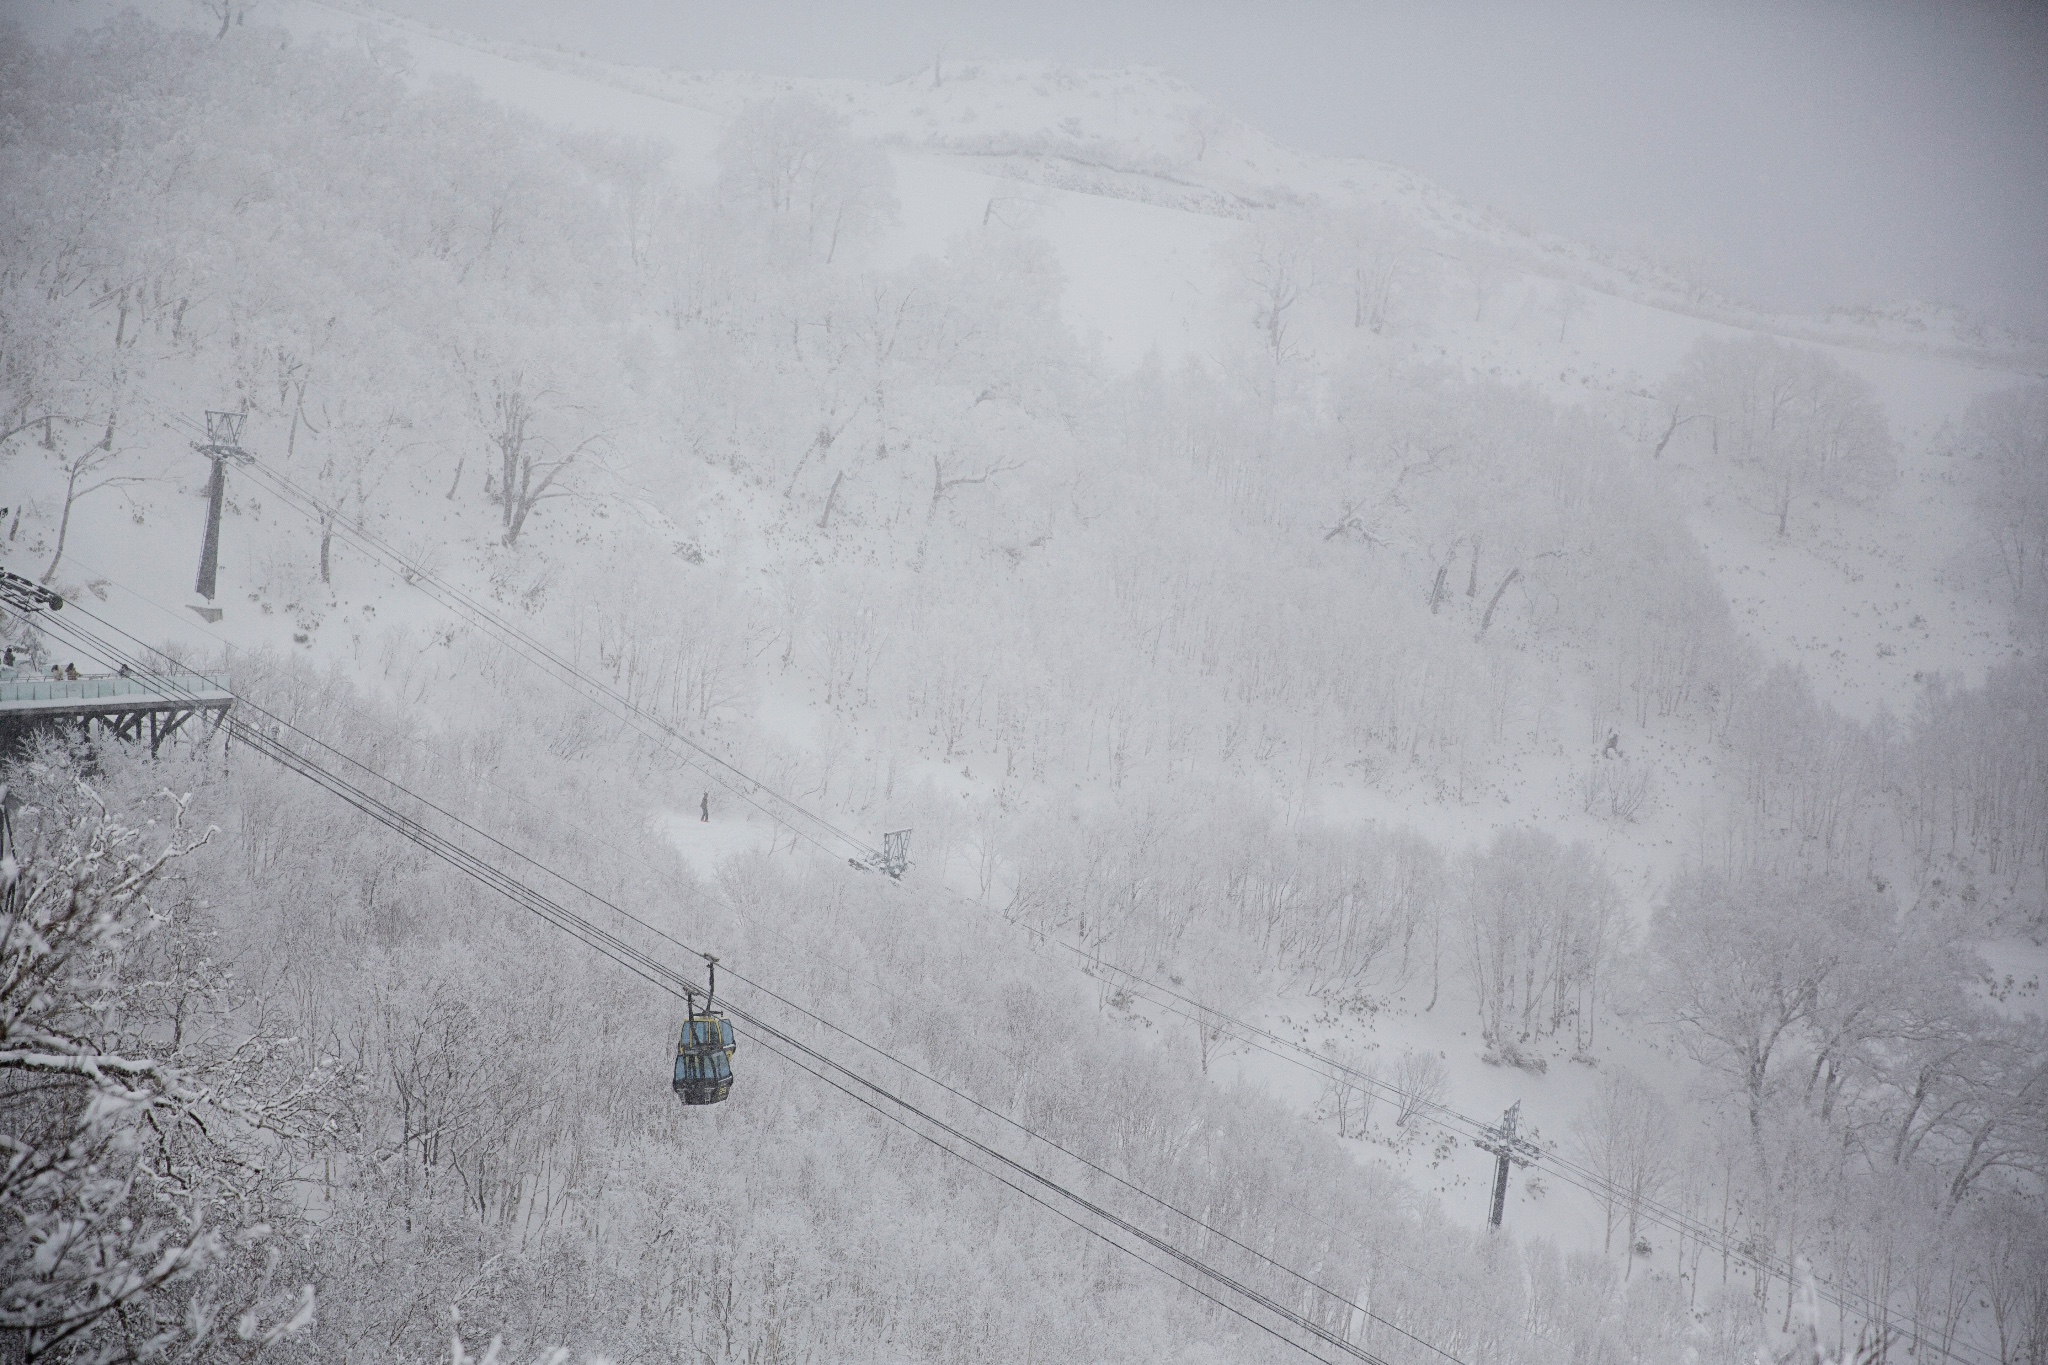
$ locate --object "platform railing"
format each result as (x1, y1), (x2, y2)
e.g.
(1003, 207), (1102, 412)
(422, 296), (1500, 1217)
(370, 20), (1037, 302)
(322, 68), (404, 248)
(0, 673), (231, 703)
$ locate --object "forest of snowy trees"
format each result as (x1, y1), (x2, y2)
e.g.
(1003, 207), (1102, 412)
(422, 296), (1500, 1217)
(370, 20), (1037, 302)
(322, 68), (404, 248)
(2, 10), (2045, 1363)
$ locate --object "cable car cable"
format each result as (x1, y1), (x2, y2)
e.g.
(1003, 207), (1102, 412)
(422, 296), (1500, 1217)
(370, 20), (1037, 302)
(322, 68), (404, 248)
(195, 443), (876, 866)
(45, 569), (1470, 1362)
(173, 456), (1483, 1141)
(171, 449), (1618, 1157)
(29, 608), (1411, 1365)
(38, 610), (1409, 1365)
(741, 1026), (1344, 1365)
(44, 597), (1467, 1365)
(55, 553), (935, 1029)
(158, 419), (865, 865)
(164, 454), (1487, 1148)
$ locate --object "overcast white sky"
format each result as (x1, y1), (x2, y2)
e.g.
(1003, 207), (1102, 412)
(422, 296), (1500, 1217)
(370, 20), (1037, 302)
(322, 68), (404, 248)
(379, 1), (2048, 333)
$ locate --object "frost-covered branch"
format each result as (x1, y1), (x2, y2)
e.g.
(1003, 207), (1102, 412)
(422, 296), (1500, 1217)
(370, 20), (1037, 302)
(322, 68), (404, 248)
(2, 761), (310, 1362)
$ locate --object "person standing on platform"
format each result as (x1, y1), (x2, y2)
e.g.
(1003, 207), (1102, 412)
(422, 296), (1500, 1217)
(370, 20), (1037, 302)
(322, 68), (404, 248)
(701, 791), (710, 823)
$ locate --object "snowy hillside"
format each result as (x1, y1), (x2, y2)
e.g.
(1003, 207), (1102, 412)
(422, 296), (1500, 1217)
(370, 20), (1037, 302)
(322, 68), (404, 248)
(287, 0), (2048, 374)
(3, 4), (2044, 1363)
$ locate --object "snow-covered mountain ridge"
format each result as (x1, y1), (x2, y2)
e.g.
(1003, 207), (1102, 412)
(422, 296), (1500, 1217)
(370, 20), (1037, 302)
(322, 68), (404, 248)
(300, 0), (2048, 375)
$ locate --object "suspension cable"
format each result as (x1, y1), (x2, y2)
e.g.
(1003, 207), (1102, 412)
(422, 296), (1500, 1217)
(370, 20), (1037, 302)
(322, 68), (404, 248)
(29, 604), (1432, 1365)
(47, 576), (1487, 1365)
(198, 440), (877, 866)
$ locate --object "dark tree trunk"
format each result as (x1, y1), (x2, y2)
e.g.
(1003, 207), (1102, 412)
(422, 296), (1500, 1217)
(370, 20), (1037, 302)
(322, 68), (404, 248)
(817, 469), (846, 529)
(1478, 567), (1521, 635)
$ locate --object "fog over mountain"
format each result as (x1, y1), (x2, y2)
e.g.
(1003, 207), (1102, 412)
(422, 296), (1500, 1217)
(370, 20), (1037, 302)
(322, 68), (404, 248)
(1, 3), (2044, 1364)
(385, 0), (2048, 334)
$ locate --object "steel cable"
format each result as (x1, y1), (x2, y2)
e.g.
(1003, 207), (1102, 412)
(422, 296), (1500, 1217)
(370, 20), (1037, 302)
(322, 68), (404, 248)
(29, 604), (1422, 1365)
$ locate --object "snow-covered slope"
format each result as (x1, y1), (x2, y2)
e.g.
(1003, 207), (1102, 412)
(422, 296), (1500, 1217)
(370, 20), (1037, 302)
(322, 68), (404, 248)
(279, 0), (2048, 374)
(5, 2), (2040, 1341)
(184, 0), (2033, 731)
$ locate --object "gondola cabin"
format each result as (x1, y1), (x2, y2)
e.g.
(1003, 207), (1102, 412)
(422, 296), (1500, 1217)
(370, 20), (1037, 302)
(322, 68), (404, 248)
(673, 1010), (735, 1105)
(674, 956), (737, 1106)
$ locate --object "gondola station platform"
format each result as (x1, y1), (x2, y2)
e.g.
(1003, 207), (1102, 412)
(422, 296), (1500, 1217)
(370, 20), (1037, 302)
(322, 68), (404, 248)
(0, 670), (234, 755)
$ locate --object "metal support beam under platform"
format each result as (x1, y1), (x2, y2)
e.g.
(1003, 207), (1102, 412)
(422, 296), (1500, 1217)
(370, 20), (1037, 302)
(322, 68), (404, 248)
(0, 673), (234, 756)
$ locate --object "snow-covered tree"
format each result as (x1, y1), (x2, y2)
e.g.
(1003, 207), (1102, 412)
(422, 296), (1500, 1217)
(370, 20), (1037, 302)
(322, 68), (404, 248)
(1648, 860), (1888, 1132)
(1572, 1068), (1670, 1268)
(1, 758), (315, 1361)
(1459, 828), (1621, 1065)
(716, 95), (898, 264)
(1961, 382), (2048, 634)
(1662, 335), (1895, 536)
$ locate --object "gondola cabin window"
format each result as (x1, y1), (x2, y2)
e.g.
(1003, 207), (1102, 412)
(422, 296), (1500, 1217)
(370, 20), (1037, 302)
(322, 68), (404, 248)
(673, 1053), (731, 1084)
(680, 1019), (735, 1051)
